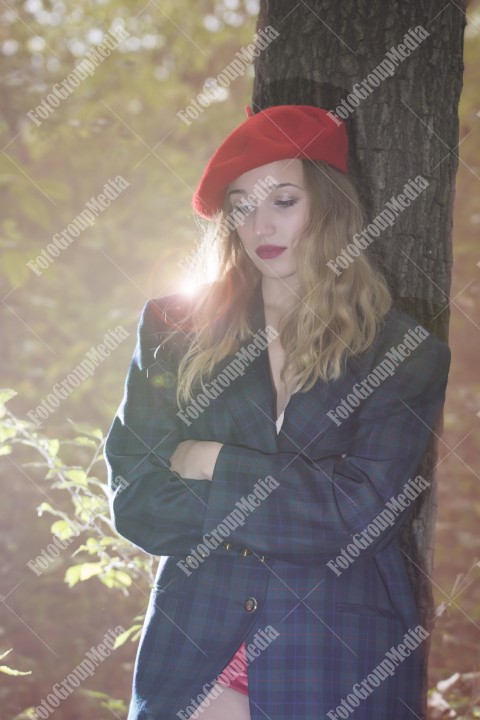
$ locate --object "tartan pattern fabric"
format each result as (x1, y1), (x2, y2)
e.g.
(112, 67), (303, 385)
(216, 407), (286, 697)
(105, 284), (450, 719)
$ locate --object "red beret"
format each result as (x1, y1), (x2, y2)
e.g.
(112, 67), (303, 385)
(192, 104), (349, 219)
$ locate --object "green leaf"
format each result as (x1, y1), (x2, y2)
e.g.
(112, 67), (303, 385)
(67, 420), (104, 440)
(70, 436), (98, 447)
(100, 569), (132, 589)
(11, 706), (38, 720)
(78, 689), (111, 700)
(51, 519), (77, 540)
(37, 502), (65, 518)
(112, 624), (142, 648)
(0, 649), (31, 675)
(0, 665), (32, 676)
(0, 426), (17, 442)
(48, 439), (60, 457)
(98, 536), (117, 546)
(0, 389), (17, 405)
(64, 562), (103, 587)
(63, 469), (88, 484)
(64, 566), (82, 587)
(130, 628), (143, 643)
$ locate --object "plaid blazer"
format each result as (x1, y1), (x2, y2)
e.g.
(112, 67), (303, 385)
(105, 282), (450, 720)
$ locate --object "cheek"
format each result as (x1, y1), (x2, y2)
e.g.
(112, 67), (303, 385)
(293, 206), (310, 238)
(291, 214), (309, 251)
(285, 214), (304, 238)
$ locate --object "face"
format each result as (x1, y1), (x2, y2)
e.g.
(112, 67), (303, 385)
(226, 159), (310, 285)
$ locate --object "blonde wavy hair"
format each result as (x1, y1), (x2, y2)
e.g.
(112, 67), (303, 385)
(169, 159), (392, 408)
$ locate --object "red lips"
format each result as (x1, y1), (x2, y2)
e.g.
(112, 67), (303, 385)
(255, 245), (287, 259)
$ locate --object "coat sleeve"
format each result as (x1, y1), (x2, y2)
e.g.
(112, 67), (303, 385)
(105, 299), (212, 556)
(201, 336), (451, 565)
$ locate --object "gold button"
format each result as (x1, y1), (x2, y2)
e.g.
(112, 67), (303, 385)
(243, 597), (257, 612)
(222, 541), (233, 550)
(258, 555), (269, 562)
(239, 547), (252, 557)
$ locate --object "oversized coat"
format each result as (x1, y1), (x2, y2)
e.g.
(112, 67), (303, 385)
(104, 281), (451, 720)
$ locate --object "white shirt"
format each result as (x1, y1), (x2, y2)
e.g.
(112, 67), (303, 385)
(276, 409), (285, 434)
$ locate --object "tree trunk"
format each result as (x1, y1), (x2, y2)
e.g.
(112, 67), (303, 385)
(251, 1), (464, 715)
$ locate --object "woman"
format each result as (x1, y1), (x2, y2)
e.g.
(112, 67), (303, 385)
(105, 105), (450, 720)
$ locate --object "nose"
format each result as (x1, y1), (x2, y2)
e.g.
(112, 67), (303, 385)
(252, 202), (275, 239)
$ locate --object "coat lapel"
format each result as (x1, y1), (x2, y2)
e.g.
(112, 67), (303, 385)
(277, 363), (359, 454)
(216, 282), (362, 455)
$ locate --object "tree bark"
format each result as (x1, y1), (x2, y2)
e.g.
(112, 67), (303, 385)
(251, 1), (464, 715)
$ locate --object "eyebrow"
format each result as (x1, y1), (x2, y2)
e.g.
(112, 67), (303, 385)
(227, 182), (303, 196)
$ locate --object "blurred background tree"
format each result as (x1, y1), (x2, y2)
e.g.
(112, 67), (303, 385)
(1, 0), (479, 717)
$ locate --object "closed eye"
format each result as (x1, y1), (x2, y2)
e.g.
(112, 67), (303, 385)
(275, 199), (298, 208)
(232, 198), (299, 214)
(232, 203), (254, 215)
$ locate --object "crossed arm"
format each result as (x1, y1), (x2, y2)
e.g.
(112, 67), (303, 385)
(105, 299), (451, 563)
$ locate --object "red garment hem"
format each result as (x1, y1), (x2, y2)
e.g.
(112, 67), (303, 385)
(217, 640), (248, 695)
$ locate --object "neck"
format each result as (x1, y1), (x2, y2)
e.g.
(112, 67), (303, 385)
(262, 276), (300, 311)
(261, 275), (300, 320)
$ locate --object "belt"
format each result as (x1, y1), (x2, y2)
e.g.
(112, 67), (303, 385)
(220, 540), (269, 562)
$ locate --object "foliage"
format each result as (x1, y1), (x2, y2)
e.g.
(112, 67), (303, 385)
(0, 649), (32, 677)
(1, 389), (156, 593)
(0, 387), (150, 715)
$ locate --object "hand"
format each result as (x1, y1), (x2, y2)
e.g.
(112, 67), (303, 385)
(168, 440), (223, 481)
